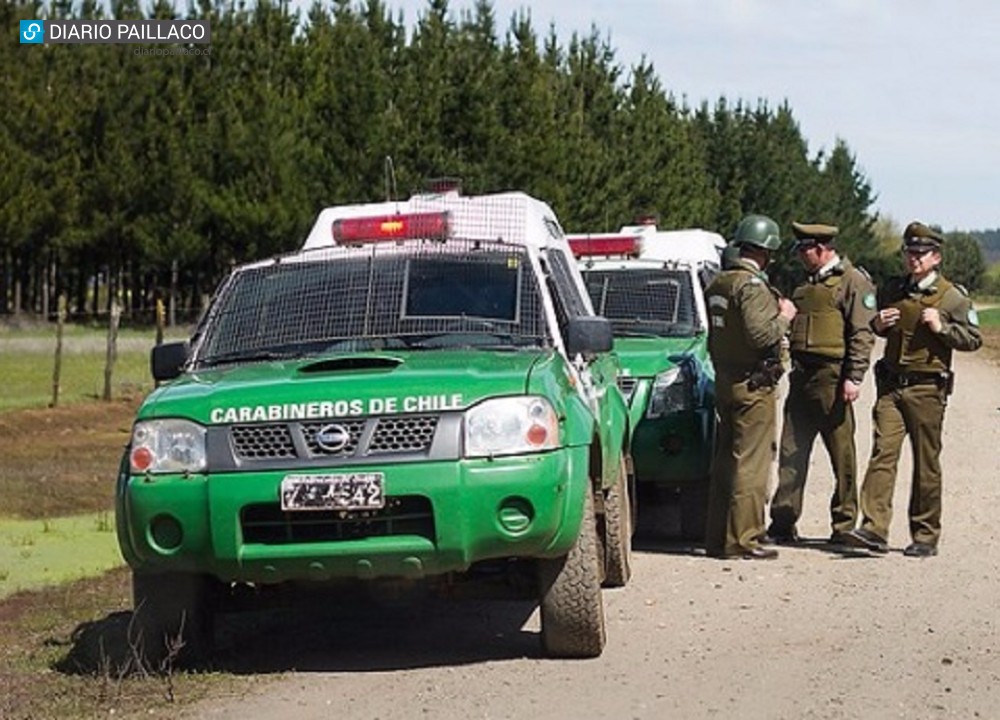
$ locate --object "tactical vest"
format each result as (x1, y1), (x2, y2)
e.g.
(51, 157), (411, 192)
(706, 267), (771, 373)
(789, 272), (846, 359)
(883, 277), (954, 373)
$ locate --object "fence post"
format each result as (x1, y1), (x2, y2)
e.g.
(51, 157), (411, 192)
(103, 301), (121, 402)
(169, 259), (178, 328)
(155, 298), (165, 389)
(51, 294), (66, 408)
(155, 297), (165, 346)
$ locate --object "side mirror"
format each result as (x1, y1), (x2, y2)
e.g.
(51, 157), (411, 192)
(151, 341), (189, 382)
(566, 316), (613, 357)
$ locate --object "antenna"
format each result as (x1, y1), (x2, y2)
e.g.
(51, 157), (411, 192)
(384, 156), (398, 202)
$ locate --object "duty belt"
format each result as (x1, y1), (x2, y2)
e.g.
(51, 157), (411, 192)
(876, 361), (950, 389)
(890, 372), (945, 388)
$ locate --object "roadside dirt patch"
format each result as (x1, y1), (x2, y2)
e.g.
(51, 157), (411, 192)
(0, 568), (253, 720)
(0, 399), (140, 519)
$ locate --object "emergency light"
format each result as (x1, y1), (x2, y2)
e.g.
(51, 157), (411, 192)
(332, 211), (451, 244)
(567, 235), (642, 258)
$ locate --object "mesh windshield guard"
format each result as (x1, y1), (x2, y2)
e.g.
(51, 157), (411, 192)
(582, 268), (697, 337)
(194, 239), (549, 365)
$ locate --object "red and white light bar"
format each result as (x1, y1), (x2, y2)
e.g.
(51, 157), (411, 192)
(332, 211), (451, 245)
(567, 234), (642, 258)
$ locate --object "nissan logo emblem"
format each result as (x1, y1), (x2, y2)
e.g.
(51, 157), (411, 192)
(315, 423), (350, 452)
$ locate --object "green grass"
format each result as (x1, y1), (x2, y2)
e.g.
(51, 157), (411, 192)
(0, 324), (189, 411)
(978, 306), (1000, 328)
(0, 514), (124, 601)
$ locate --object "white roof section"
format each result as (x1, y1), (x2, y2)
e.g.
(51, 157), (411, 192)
(302, 190), (568, 251)
(568, 224), (725, 266)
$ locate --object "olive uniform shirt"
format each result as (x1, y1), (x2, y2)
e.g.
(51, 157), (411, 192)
(771, 257), (876, 536)
(857, 271), (982, 546)
(704, 259), (790, 556)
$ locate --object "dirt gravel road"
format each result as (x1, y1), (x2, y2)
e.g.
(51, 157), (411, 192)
(186, 349), (1000, 720)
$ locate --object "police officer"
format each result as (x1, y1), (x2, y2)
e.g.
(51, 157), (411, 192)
(704, 215), (797, 560)
(767, 223), (876, 544)
(846, 221), (982, 557)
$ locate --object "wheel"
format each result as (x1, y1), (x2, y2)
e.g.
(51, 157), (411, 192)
(538, 486), (607, 658)
(131, 571), (217, 670)
(680, 480), (710, 542)
(602, 457), (633, 588)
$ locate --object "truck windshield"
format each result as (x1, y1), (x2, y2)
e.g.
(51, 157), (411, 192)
(582, 268), (698, 338)
(195, 240), (549, 366)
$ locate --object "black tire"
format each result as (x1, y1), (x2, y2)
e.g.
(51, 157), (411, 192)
(680, 480), (710, 542)
(131, 571), (216, 670)
(538, 487), (607, 658)
(602, 457), (632, 588)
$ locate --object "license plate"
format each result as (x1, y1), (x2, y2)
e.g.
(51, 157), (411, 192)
(280, 473), (385, 511)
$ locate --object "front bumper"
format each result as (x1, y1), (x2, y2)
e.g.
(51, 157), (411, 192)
(116, 447), (589, 584)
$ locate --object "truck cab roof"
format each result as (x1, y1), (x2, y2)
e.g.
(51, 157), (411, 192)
(567, 223), (725, 269)
(303, 189), (571, 253)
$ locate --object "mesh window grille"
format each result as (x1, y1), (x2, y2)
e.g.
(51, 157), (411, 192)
(582, 268), (697, 336)
(195, 239), (549, 365)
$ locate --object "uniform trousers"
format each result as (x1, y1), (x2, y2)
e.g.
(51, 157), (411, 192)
(858, 382), (947, 546)
(705, 372), (777, 557)
(771, 363), (858, 536)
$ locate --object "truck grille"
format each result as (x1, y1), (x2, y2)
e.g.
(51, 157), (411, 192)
(301, 419), (365, 457)
(231, 424), (296, 459)
(229, 415), (439, 462)
(370, 416), (437, 454)
(240, 496), (435, 544)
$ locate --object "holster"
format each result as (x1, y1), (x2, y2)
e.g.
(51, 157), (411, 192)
(747, 357), (785, 391)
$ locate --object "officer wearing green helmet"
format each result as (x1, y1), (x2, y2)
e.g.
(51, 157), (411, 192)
(704, 214), (797, 560)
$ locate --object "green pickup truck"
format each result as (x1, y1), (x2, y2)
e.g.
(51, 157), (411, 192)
(117, 189), (632, 663)
(569, 223), (723, 540)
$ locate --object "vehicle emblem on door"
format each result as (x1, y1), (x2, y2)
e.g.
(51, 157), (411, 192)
(315, 424), (351, 453)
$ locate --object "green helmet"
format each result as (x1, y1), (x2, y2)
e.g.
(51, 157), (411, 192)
(734, 214), (781, 250)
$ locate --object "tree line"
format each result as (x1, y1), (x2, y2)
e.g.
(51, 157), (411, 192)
(0, 0), (988, 323)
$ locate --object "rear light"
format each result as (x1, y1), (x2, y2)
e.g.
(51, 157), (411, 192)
(567, 234), (642, 258)
(332, 211), (451, 244)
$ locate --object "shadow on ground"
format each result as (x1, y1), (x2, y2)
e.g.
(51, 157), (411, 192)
(55, 587), (543, 677)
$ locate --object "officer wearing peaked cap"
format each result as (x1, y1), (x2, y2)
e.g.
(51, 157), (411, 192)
(846, 220), (982, 558)
(766, 221), (876, 546)
(704, 215), (797, 560)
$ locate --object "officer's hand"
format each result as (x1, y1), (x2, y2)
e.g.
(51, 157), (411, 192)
(778, 298), (797, 321)
(920, 307), (943, 333)
(842, 379), (861, 404)
(874, 307), (900, 332)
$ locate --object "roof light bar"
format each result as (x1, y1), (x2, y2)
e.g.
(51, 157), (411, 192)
(332, 211), (451, 245)
(567, 235), (642, 258)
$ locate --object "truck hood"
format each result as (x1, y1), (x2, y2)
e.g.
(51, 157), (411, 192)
(138, 351), (547, 425)
(613, 335), (708, 378)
